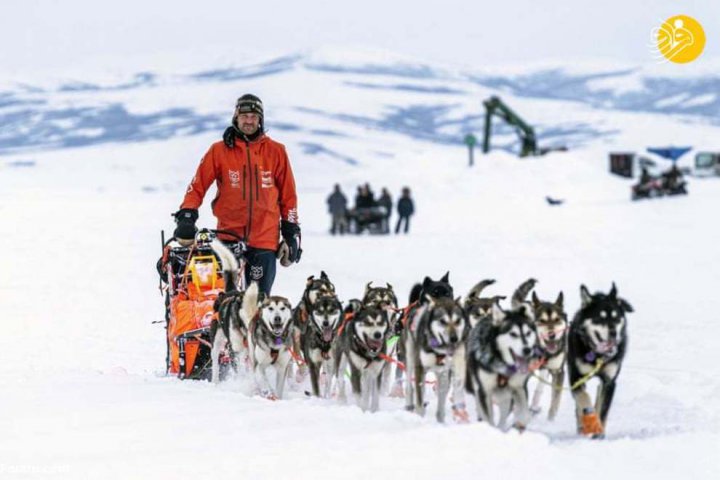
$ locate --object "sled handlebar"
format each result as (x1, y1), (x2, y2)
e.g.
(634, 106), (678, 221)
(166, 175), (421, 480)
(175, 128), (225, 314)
(163, 228), (246, 248)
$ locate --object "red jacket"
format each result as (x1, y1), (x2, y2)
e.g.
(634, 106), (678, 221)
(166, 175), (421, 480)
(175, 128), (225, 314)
(180, 135), (298, 250)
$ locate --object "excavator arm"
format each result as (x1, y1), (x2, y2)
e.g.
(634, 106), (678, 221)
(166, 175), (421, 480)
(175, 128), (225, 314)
(482, 96), (537, 157)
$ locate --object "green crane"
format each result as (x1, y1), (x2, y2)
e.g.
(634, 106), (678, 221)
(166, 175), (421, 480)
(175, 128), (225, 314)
(482, 96), (537, 157)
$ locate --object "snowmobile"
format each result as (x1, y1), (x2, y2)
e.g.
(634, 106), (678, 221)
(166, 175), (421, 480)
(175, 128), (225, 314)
(631, 176), (665, 200)
(631, 172), (687, 200)
(347, 206), (388, 234)
(157, 228), (246, 380)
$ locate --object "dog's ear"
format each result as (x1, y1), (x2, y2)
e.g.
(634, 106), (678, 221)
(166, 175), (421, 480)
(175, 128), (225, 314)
(422, 276), (432, 289)
(555, 291), (564, 309)
(321, 270), (329, 281)
(618, 297), (634, 313)
(532, 291), (541, 309)
(441, 271), (450, 283)
(386, 282), (393, 291)
(609, 282), (618, 299)
(491, 302), (505, 326)
(580, 285), (592, 307)
(365, 281), (373, 296)
(306, 275), (315, 286)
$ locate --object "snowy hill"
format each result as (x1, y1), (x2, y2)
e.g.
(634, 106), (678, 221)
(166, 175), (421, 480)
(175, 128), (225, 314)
(1, 50), (719, 479)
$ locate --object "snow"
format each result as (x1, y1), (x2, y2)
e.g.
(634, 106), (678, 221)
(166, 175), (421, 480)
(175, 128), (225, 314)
(2, 49), (720, 479)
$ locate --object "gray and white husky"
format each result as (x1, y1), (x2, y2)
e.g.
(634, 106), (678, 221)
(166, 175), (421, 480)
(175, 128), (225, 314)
(333, 306), (390, 412)
(301, 294), (343, 398)
(465, 286), (540, 431)
(403, 296), (468, 423)
(528, 289), (567, 421)
(567, 283), (632, 438)
(245, 283), (294, 400)
(210, 239), (252, 384)
(362, 282), (401, 395)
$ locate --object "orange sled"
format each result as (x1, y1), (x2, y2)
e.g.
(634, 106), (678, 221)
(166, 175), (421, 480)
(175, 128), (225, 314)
(158, 229), (245, 379)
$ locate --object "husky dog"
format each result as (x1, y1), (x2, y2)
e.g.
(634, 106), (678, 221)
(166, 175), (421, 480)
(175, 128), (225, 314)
(568, 283), (632, 438)
(209, 240), (253, 384)
(465, 297), (540, 431)
(245, 283), (295, 400)
(408, 272), (454, 306)
(301, 294), (343, 397)
(334, 306), (390, 412)
(403, 296), (468, 423)
(528, 290), (567, 421)
(362, 282), (402, 395)
(291, 271), (337, 375)
(394, 272), (455, 394)
(464, 279), (506, 329)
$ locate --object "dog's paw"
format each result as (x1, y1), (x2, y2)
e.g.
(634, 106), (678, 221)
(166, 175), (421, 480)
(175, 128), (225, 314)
(530, 406), (542, 416)
(452, 404), (470, 424)
(580, 411), (604, 438)
(389, 381), (404, 398)
(513, 422), (527, 433)
(260, 389), (278, 401)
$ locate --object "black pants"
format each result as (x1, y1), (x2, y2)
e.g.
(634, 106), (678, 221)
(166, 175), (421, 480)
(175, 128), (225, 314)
(395, 215), (410, 234)
(243, 247), (277, 295)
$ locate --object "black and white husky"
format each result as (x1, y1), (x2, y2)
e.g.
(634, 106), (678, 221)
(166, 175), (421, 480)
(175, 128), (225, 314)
(465, 292), (540, 431)
(403, 296), (468, 423)
(463, 279), (505, 329)
(333, 306), (390, 412)
(568, 283), (632, 438)
(301, 294), (343, 398)
(246, 284), (295, 400)
(210, 240), (253, 384)
(394, 272), (455, 395)
(528, 289), (567, 421)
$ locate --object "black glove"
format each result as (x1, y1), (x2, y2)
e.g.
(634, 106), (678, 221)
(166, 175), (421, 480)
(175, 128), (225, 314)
(280, 220), (302, 264)
(223, 126), (237, 148)
(173, 208), (198, 241)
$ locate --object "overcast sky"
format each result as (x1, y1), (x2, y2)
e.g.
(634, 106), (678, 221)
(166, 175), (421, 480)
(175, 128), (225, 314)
(1, 0), (718, 77)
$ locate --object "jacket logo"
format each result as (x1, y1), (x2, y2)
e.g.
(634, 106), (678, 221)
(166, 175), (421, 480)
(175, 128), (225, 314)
(261, 170), (273, 189)
(228, 170), (241, 188)
(250, 265), (264, 280)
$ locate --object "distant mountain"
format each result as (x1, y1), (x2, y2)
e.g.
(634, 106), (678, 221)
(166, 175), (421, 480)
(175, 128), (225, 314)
(1, 51), (717, 156)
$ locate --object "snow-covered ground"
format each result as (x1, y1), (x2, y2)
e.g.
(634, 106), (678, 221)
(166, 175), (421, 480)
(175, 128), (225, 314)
(1, 52), (720, 479)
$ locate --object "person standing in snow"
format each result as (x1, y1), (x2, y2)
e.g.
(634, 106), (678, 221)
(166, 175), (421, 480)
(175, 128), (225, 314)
(173, 94), (301, 294)
(327, 184), (348, 235)
(395, 187), (414, 234)
(377, 187), (392, 234)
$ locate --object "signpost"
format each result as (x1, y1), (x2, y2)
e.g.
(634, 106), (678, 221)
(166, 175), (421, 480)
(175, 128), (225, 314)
(464, 133), (477, 167)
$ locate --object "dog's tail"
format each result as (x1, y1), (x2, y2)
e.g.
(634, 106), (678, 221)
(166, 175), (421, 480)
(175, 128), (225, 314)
(408, 283), (423, 304)
(211, 239), (240, 292)
(467, 279), (495, 301)
(511, 278), (537, 310)
(241, 281), (260, 326)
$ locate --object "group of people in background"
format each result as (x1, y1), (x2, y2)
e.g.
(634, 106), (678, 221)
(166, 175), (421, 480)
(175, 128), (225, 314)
(327, 183), (415, 235)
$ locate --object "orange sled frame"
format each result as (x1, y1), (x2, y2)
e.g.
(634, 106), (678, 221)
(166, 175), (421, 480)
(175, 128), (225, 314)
(158, 229), (245, 380)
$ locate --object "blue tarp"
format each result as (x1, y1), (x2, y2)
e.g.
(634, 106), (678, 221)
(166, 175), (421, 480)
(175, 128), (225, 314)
(646, 146), (692, 162)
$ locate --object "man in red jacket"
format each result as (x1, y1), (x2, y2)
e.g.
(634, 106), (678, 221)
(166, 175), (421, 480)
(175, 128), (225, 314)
(173, 94), (301, 294)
